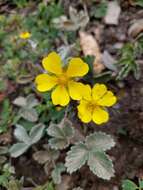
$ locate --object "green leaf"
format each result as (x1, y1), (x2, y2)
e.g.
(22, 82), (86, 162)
(49, 138), (67, 150)
(51, 163), (66, 184)
(33, 149), (59, 164)
(65, 132), (115, 180)
(92, 1), (107, 19)
(134, 0), (143, 7)
(88, 151), (114, 180)
(19, 107), (38, 122)
(122, 180), (138, 190)
(85, 132), (115, 151)
(65, 142), (88, 173)
(139, 180), (143, 188)
(9, 143), (29, 158)
(13, 97), (27, 107)
(47, 119), (74, 149)
(30, 124), (45, 144)
(14, 124), (31, 145)
(26, 94), (39, 108)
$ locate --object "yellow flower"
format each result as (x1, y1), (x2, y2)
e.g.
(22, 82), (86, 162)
(77, 84), (117, 125)
(35, 52), (89, 106)
(19, 32), (31, 39)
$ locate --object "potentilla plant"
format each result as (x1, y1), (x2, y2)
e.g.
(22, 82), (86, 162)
(34, 51), (117, 181)
(10, 52), (117, 183)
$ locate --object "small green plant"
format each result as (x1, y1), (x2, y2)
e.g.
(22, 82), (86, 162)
(122, 179), (143, 190)
(9, 124), (45, 157)
(91, 0), (108, 19)
(134, 0), (143, 7)
(0, 163), (15, 188)
(0, 99), (12, 134)
(116, 43), (140, 80)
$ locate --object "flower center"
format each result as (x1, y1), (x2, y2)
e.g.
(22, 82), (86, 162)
(87, 101), (98, 112)
(57, 74), (69, 86)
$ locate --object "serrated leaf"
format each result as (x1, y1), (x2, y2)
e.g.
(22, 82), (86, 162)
(65, 142), (88, 174)
(9, 143), (29, 158)
(47, 119), (74, 150)
(13, 97), (27, 107)
(14, 124), (31, 145)
(26, 94), (39, 108)
(19, 108), (38, 122)
(61, 119), (74, 138)
(87, 151), (114, 180)
(33, 149), (59, 164)
(85, 132), (115, 151)
(49, 138), (67, 150)
(33, 151), (52, 164)
(122, 180), (138, 190)
(47, 124), (65, 139)
(52, 163), (66, 184)
(30, 124), (45, 144)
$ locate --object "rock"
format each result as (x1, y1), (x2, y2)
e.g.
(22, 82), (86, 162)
(104, 1), (121, 25)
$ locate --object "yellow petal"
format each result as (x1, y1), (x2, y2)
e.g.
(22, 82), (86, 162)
(19, 32), (31, 39)
(68, 81), (85, 100)
(92, 107), (109, 125)
(51, 85), (70, 106)
(66, 58), (89, 77)
(82, 85), (92, 100)
(97, 91), (117, 107)
(78, 112), (92, 123)
(35, 74), (58, 92)
(77, 100), (92, 123)
(42, 52), (63, 75)
(92, 84), (107, 101)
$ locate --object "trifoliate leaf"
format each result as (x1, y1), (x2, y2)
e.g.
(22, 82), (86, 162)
(51, 163), (66, 184)
(14, 124), (31, 145)
(19, 107), (38, 122)
(87, 151), (115, 180)
(85, 132), (115, 151)
(47, 119), (74, 150)
(65, 132), (116, 180)
(30, 124), (45, 144)
(9, 143), (29, 158)
(122, 180), (138, 190)
(65, 142), (88, 174)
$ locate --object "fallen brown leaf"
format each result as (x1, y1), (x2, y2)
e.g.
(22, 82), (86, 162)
(56, 175), (72, 190)
(0, 129), (12, 144)
(128, 19), (143, 38)
(79, 31), (105, 74)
